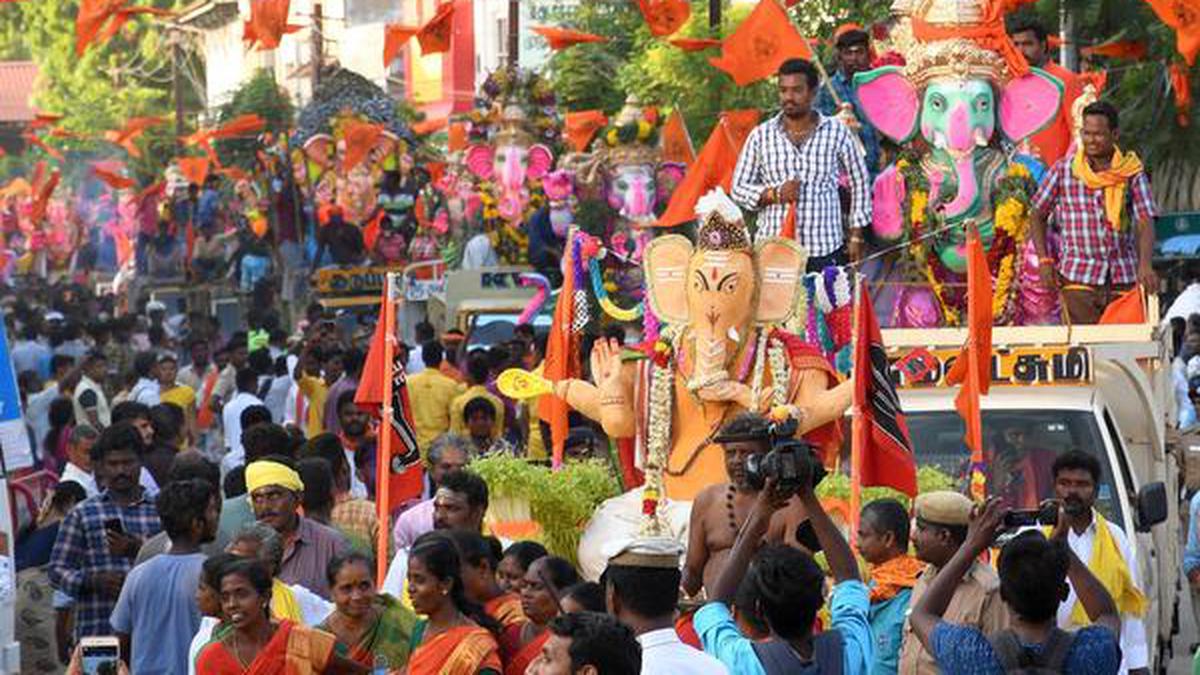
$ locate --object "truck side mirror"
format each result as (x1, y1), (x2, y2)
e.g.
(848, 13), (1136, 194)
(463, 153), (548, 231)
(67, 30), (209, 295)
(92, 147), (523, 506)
(1135, 481), (1168, 532)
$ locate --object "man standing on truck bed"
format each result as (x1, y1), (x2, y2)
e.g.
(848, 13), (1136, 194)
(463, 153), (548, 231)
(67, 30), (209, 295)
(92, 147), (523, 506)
(1048, 451), (1150, 674)
(1031, 100), (1159, 325)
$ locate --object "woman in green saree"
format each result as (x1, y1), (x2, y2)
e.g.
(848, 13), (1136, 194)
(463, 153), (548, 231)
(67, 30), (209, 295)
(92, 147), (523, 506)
(318, 551), (417, 671)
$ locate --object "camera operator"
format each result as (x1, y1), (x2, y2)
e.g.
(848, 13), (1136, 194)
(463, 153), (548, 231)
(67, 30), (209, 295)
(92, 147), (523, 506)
(692, 425), (873, 674)
(683, 413), (811, 597)
(897, 491), (1008, 674)
(908, 498), (1121, 674)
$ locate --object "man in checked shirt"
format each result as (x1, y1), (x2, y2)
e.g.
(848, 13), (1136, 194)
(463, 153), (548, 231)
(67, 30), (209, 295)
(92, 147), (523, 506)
(1032, 100), (1158, 324)
(732, 58), (871, 271)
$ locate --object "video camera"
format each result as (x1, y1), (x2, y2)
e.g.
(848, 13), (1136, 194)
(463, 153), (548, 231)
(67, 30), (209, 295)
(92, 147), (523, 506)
(741, 417), (827, 495)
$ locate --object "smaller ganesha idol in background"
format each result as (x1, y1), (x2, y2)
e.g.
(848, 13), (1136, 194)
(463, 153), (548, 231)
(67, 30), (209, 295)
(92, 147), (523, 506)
(854, 0), (1063, 327)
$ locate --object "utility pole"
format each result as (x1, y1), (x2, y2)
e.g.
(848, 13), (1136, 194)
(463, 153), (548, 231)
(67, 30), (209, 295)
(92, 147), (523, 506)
(1059, 2), (1078, 71)
(172, 31), (185, 147)
(508, 0), (519, 68)
(312, 2), (323, 92)
(709, 0), (720, 33)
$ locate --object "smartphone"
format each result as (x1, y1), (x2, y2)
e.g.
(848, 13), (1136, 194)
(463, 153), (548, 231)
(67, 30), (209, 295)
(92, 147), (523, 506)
(79, 635), (120, 675)
(102, 518), (124, 534)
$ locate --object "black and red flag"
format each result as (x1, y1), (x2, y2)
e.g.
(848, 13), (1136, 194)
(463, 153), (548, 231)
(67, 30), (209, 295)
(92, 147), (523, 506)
(852, 278), (917, 497)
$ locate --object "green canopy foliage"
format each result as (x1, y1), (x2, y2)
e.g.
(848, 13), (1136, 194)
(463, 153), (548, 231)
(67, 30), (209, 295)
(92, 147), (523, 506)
(215, 69), (294, 170)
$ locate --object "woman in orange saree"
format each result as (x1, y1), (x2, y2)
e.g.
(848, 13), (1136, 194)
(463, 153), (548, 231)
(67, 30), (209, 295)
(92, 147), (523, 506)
(446, 531), (527, 631)
(406, 533), (503, 675)
(195, 558), (368, 675)
(501, 556), (578, 675)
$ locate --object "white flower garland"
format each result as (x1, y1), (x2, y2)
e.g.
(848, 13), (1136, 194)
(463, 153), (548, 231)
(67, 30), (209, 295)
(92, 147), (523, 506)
(641, 326), (677, 536)
(767, 337), (790, 407)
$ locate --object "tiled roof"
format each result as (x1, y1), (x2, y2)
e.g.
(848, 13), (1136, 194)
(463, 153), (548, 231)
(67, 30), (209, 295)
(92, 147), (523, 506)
(0, 61), (37, 123)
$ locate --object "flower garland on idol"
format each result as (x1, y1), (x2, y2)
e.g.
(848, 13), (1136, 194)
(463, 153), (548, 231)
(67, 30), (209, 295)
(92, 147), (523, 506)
(896, 151), (1035, 325)
(477, 179), (544, 265)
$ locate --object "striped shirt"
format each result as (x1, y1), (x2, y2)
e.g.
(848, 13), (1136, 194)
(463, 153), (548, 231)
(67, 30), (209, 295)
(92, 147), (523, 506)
(731, 112), (871, 255)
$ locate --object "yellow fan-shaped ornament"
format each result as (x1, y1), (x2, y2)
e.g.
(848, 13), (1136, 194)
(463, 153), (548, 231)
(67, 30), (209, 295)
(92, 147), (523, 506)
(496, 368), (554, 400)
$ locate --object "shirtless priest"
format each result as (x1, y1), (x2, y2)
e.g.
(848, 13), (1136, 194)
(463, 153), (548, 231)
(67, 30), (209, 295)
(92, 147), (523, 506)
(682, 412), (811, 597)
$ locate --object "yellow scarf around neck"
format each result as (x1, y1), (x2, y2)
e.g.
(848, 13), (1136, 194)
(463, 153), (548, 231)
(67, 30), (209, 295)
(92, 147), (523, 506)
(271, 578), (303, 623)
(1046, 510), (1146, 624)
(1071, 147), (1143, 230)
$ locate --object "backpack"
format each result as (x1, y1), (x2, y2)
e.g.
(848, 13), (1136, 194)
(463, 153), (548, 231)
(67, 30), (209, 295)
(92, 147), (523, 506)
(987, 628), (1076, 674)
(751, 630), (844, 675)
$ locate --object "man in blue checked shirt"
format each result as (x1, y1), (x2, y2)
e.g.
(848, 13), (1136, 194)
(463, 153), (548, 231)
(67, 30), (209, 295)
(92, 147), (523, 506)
(48, 421), (162, 642)
(693, 435), (873, 674)
(815, 25), (882, 178)
(732, 58), (872, 272)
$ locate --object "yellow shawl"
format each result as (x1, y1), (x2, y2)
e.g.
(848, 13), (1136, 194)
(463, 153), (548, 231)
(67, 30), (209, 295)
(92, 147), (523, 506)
(271, 578), (303, 623)
(1071, 147), (1143, 230)
(1047, 511), (1146, 624)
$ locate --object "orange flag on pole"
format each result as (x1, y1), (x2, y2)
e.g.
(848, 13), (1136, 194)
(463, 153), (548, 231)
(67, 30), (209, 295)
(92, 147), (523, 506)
(98, 5), (173, 45)
(1143, 0), (1200, 66)
(668, 37), (721, 52)
(1098, 286), (1147, 324)
(656, 109), (759, 228)
(243, 0), (302, 51)
(659, 109), (694, 166)
(383, 24), (418, 67)
(341, 120), (384, 173)
(1170, 62), (1193, 127)
(1081, 40), (1148, 60)
(416, 2), (455, 54)
(104, 116), (165, 158)
(944, 228), (992, 501)
(176, 157), (210, 186)
(531, 26), (608, 50)
(538, 232), (581, 468)
(210, 114), (266, 139)
(709, 0), (812, 86)
(564, 110), (608, 152)
(636, 0), (690, 37)
(92, 166), (135, 191)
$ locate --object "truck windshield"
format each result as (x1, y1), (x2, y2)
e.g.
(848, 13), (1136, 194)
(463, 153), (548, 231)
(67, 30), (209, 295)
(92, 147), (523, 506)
(906, 409), (1125, 525)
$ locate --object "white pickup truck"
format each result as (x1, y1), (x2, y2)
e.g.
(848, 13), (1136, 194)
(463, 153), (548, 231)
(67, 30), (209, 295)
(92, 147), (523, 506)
(882, 302), (1179, 670)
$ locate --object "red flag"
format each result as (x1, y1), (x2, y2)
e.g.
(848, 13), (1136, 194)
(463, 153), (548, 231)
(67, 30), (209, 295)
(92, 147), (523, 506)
(659, 109), (694, 166)
(76, 0), (170, 56)
(709, 0), (813, 86)
(1081, 40), (1148, 60)
(243, 0), (302, 51)
(564, 110), (608, 152)
(176, 157), (210, 186)
(210, 114), (266, 139)
(411, 116), (448, 136)
(1171, 62), (1193, 127)
(92, 166), (135, 190)
(104, 116), (165, 157)
(538, 233), (581, 468)
(531, 26), (608, 50)
(668, 37), (721, 52)
(851, 279), (917, 496)
(21, 131), (64, 161)
(636, 0), (690, 37)
(357, 276), (424, 583)
(656, 109), (759, 227)
(30, 165), (59, 225)
(1144, 0), (1200, 66)
(1098, 286), (1147, 324)
(341, 119), (384, 173)
(98, 5), (173, 44)
(383, 24), (418, 67)
(945, 229), (992, 499)
(416, 2), (455, 54)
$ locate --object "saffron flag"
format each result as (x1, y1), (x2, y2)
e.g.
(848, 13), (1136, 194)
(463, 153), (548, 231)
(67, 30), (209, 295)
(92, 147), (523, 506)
(416, 2), (455, 54)
(709, 0), (812, 86)
(356, 276), (424, 580)
(538, 232), (581, 468)
(383, 24), (418, 67)
(210, 114), (266, 140)
(98, 5), (173, 45)
(92, 166), (135, 190)
(564, 110), (608, 152)
(104, 116), (165, 158)
(531, 26), (608, 50)
(659, 109), (695, 166)
(656, 109), (759, 228)
(30, 164), (59, 225)
(1098, 286), (1147, 324)
(668, 37), (721, 52)
(852, 279), (917, 496)
(176, 157), (210, 186)
(1144, 0), (1200, 65)
(1171, 62), (1193, 127)
(636, 0), (690, 37)
(243, 0), (302, 51)
(944, 228), (992, 500)
(341, 120), (384, 173)
(1081, 40), (1148, 60)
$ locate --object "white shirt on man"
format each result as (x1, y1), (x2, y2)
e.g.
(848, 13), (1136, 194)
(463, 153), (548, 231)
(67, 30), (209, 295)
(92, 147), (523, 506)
(221, 390), (263, 472)
(637, 628), (729, 675)
(59, 463), (158, 499)
(128, 377), (161, 406)
(73, 375), (111, 428)
(1058, 512), (1148, 673)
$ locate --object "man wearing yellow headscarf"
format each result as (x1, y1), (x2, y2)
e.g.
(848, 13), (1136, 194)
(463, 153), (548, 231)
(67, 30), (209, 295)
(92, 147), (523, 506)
(246, 459), (350, 599)
(1031, 100), (1159, 325)
(1045, 451), (1149, 674)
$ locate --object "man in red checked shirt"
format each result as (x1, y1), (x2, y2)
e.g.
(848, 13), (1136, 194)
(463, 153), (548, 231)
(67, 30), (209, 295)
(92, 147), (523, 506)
(1031, 100), (1158, 325)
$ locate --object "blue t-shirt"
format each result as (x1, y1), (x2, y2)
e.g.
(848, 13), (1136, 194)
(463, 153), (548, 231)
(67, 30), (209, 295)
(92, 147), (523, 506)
(110, 552), (205, 675)
(930, 622), (1120, 675)
(694, 579), (874, 675)
(1184, 491), (1200, 576)
(868, 587), (911, 675)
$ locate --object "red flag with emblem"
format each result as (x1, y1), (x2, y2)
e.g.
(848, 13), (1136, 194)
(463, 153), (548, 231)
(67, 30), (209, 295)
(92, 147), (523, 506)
(636, 0), (690, 37)
(709, 0), (812, 86)
(416, 2), (455, 54)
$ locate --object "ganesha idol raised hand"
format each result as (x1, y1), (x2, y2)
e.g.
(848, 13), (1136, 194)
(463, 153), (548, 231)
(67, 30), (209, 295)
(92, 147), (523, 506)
(854, 0), (1062, 324)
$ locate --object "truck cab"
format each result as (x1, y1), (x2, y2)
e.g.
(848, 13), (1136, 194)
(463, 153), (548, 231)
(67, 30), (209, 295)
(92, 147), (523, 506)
(884, 310), (1179, 669)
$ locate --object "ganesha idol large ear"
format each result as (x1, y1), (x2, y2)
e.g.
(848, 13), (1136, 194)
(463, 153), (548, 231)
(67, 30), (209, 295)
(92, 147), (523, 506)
(643, 234), (693, 325)
(754, 239), (807, 324)
(999, 68), (1064, 143)
(853, 67), (920, 144)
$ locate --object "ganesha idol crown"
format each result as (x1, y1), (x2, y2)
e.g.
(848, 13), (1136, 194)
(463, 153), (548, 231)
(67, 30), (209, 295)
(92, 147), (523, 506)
(898, 0), (1009, 87)
(694, 188), (751, 253)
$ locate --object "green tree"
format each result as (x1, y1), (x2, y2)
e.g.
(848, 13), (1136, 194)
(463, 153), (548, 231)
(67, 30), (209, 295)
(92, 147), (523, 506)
(215, 69), (294, 170)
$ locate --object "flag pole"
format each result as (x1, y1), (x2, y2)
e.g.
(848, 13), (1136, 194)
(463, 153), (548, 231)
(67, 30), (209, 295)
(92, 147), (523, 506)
(849, 272), (863, 546)
(376, 272), (398, 585)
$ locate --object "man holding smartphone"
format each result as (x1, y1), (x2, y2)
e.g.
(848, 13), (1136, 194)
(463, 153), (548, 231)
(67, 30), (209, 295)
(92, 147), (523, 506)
(48, 422), (162, 645)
